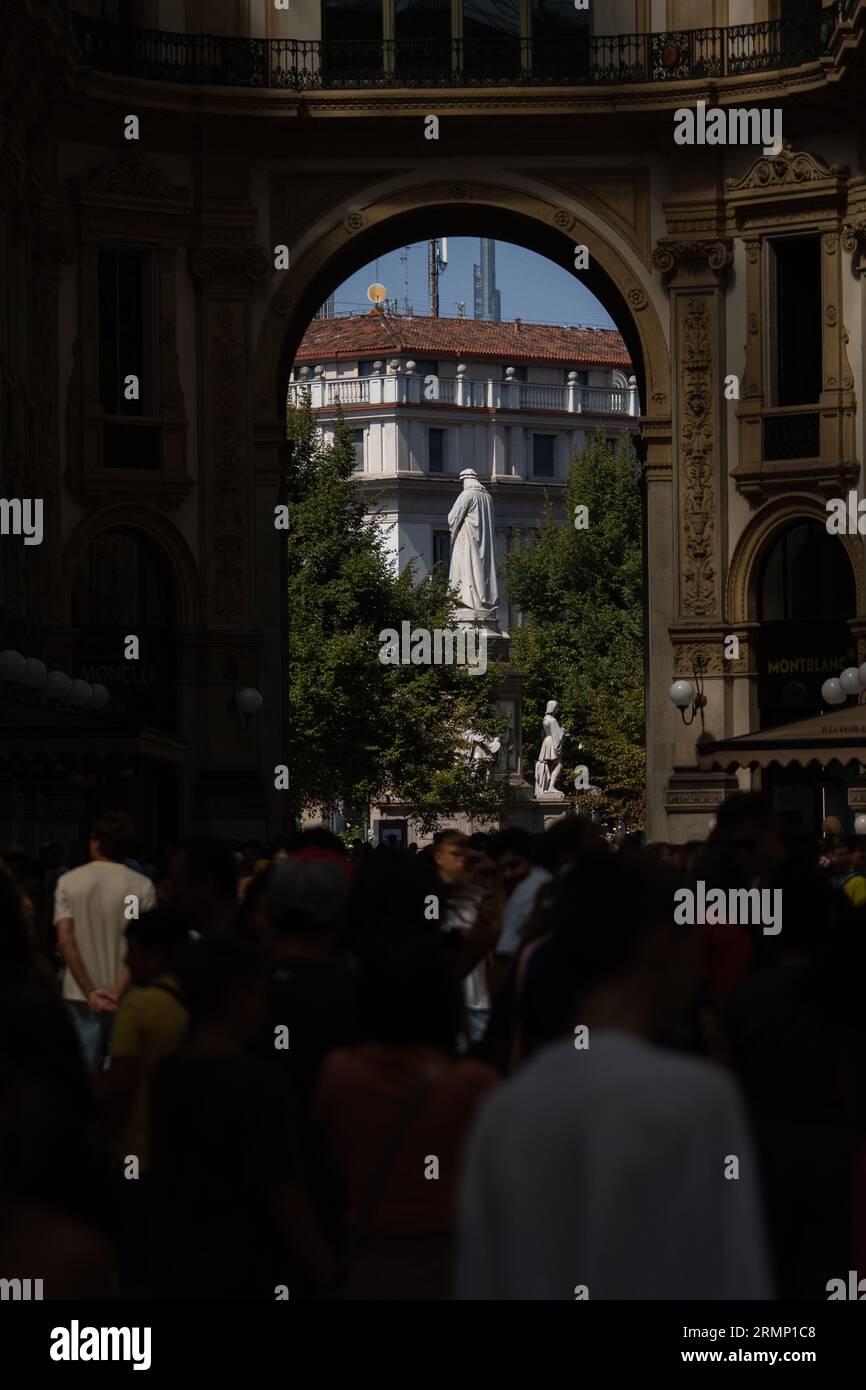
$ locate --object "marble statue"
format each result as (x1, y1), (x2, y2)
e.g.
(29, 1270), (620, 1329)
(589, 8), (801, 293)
(465, 730), (502, 778)
(448, 469), (499, 625)
(535, 699), (568, 798)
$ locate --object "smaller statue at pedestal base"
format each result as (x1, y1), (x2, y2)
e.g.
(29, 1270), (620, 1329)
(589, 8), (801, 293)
(534, 700), (569, 799)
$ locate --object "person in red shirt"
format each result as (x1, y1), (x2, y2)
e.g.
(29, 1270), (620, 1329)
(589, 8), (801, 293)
(315, 931), (498, 1299)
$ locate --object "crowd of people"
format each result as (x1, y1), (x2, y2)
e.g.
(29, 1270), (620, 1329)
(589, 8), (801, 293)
(2, 795), (866, 1300)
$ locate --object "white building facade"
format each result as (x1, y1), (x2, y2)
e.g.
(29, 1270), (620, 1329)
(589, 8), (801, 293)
(289, 313), (640, 634)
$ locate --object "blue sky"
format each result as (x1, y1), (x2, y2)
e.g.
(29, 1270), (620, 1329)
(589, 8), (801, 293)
(327, 238), (615, 328)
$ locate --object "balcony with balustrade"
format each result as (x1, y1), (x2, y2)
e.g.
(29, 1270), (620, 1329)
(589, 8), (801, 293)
(287, 366), (640, 419)
(64, 3), (864, 108)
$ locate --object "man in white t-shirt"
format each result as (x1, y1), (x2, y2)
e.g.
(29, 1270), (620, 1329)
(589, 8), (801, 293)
(54, 810), (156, 1072)
(457, 850), (774, 1300)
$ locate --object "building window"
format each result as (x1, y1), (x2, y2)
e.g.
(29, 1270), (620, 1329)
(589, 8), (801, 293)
(463, 0), (521, 79)
(771, 235), (822, 406)
(532, 433), (555, 478)
(565, 369), (588, 386)
(428, 427), (445, 473)
(502, 364), (527, 381)
(322, 0), (384, 78)
(98, 249), (156, 417)
(395, 0), (451, 78)
(358, 359), (378, 376)
(350, 428), (365, 468)
(413, 358), (439, 379)
(532, 0), (590, 79)
(432, 529), (451, 572)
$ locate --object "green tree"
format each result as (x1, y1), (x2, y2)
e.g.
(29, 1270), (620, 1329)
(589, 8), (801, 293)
(505, 429), (645, 829)
(286, 395), (510, 833)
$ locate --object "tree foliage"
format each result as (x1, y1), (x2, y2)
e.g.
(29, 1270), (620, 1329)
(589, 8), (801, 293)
(505, 429), (645, 829)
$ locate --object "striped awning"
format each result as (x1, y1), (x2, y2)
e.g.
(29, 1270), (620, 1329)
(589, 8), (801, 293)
(698, 703), (866, 773)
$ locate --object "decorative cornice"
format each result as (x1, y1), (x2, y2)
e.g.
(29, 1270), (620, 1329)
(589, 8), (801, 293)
(725, 144), (847, 194)
(74, 151), (190, 205)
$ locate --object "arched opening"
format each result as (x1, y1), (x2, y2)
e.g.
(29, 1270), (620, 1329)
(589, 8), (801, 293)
(276, 217), (658, 835)
(755, 516), (858, 832)
(254, 182), (671, 836)
(261, 198), (667, 425)
(756, 518), (856, 730)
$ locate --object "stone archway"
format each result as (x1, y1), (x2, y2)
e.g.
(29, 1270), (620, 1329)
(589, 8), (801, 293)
(249, 176), (675, 834)
(726, 492), (866, 626)
(63, 503), (203, 628)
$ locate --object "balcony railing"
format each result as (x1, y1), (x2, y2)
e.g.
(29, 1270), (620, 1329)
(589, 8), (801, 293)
(69, 8), (849, 90)
(287, 373), (640, 417)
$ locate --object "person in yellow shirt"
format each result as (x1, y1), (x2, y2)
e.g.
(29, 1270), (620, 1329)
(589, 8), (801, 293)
(840, 835), (866, 908)
(103, 907), (191, 1171)
(99, 906), (190, 1296)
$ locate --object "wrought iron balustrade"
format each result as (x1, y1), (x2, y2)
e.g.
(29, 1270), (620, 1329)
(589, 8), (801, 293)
(69, 6), (851, 90)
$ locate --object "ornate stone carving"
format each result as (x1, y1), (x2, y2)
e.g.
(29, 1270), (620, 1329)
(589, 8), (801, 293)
(673, 642), (725, 677)
(76, 151), (189, 203)
(450, 183), (469, 199)
(344, 209), (366, 232)
(744, 239), (761, 263)
(207, 302), (247, 622)
(679, 297), (717, 618)
(190, 246), (270, 282)
(748, 312), (759, 334)
(841, 222), (865, 255)
(826, 305), (837, 326)
(841, 327), (855, 391)
(552, 207), (574, 230)
(725, 144), (846, 193)
(822, 231), (838, 253)
(627, 286), (647, 310)
(652, 238), (733, 282)
(274, 292), (293, 315)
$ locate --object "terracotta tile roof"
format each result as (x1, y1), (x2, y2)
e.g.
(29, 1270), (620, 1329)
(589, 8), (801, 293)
(294, 312), (632, 370)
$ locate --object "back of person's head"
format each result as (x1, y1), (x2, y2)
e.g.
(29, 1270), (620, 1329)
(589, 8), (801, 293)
(90, 810), (135, 863)
(125, 905), (190, 962)
(348, 851), (446, 954)
(694, 842), (752, 895)
(710, 791), (772, 848)
(268, 850), (353, 939)
(175, 836), (238, 900)
(539, 815), (604, 873)
(288, 826), (348, 856)
(432, 828), (466, 850)
(358, 933), (464, 1052)
(174, 932), (263, 1031)
(488, 827), (533, 862)
(546, 850), (683, 1000)
(467, 831), (491, 852)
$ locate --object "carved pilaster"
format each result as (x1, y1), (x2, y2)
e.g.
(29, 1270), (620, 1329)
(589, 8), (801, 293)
(202, 298), (250, 624)
(676, 294), (721, 621)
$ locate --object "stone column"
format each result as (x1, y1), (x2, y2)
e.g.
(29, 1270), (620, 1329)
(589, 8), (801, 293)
(188, 243), (272, 838)
(652, 237), (735, 840)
